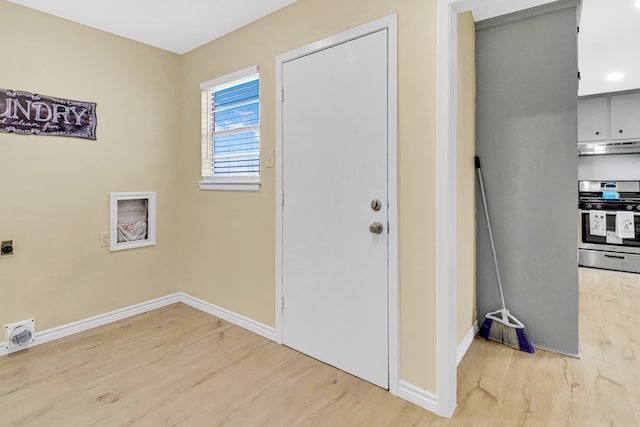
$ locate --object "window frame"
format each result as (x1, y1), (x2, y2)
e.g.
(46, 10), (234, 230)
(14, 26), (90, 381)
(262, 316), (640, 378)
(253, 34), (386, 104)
(199, 65), (261, 192)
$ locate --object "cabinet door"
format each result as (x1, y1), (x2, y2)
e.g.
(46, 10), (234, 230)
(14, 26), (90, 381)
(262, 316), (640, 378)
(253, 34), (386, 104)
(611, 92), (640, 140)
(577, 97), (608, 142)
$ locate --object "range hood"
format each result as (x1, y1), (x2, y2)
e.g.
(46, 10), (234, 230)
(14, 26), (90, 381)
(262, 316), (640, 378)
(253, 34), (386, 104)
(578, 141), (640, 156)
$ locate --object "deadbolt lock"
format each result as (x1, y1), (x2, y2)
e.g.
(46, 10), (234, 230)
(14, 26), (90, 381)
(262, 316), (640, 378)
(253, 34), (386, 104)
(371, 199), (382, 211)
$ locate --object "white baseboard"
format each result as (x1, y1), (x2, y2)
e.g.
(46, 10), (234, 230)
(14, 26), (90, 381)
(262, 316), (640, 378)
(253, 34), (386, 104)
(398, 323), (478, 416)
(178, 292), (277, 341)
(1, 293), (181, 356)
(398, 380), (440, 415)
(457, 322), (479, 366)
(0, 292), (443, 417)
(1, 292), (277, 357)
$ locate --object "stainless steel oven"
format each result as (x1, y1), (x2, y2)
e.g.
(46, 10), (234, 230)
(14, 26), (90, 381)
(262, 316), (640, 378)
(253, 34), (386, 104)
(578, 181), (640, 273)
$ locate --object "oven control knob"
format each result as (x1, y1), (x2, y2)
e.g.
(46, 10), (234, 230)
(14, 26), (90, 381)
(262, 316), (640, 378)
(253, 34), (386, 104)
(637, 205), (640, 211)
(628, 205), (634, 211)
(596, 204), (602, 210)
(586, 203), (593, 209)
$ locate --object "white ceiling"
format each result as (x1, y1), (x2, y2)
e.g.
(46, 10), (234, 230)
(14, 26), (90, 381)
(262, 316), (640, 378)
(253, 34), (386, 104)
(470, 0), (556, 21)
(6, 0), (298, 55)
(579, 0), (640, 96)
(8, 0), (638, 95)
(472, 0), (640, 97)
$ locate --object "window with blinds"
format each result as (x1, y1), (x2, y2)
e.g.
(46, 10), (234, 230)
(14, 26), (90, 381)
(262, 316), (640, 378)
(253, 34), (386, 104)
(200, 66), (261, 191)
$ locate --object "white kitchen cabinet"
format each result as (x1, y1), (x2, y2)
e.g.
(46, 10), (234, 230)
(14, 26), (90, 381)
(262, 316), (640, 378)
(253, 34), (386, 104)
(611, 92), (640, 140)
(578, 97), (608, 142)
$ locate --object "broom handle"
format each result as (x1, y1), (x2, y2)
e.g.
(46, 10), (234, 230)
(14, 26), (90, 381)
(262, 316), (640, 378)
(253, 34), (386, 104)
(475, 156), (507, 311)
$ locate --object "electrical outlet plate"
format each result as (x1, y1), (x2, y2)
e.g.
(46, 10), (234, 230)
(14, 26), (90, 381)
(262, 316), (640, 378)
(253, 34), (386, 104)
(100, 232), (109, 247)
(5, 319), (35, 351)
(0, 240), (13, 257)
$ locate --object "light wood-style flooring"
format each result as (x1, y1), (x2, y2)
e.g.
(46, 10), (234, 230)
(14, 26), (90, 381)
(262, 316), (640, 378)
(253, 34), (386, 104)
(0, 267), (638, 426)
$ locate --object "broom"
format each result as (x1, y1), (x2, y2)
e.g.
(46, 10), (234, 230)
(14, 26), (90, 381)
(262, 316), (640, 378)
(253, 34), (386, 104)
(475, 156), (535, 353)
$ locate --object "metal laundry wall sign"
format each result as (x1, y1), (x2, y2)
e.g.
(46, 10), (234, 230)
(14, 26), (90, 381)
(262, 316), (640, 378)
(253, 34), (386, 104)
(0, 88), (96, 140)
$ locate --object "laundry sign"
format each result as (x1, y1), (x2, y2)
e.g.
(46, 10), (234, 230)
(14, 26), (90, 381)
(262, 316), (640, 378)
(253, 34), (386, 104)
(0, 88), (96, 140)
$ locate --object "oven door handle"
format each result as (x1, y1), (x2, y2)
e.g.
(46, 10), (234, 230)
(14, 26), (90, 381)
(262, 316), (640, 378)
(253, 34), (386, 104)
(604, 254), (626, 260)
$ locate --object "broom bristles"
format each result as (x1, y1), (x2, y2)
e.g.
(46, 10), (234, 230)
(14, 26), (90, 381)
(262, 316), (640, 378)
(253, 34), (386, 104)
(478, 318), (535, 353)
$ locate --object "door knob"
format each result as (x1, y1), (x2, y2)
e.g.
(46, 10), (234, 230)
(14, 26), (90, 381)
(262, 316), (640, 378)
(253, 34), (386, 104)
(369, 221), (384, 234)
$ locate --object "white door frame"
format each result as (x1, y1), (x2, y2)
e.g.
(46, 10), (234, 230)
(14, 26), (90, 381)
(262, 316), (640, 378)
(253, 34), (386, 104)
(435, 0), (460, 418)
(436, 0), (546, 417)
(275, 15), (399, 395)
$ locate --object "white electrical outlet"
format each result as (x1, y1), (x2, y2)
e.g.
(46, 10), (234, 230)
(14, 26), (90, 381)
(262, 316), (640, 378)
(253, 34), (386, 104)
(100, 232), (109, 247)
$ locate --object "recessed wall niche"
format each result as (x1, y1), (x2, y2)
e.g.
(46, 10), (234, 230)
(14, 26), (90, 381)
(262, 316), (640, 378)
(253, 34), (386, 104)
(110, 192), (157, 251)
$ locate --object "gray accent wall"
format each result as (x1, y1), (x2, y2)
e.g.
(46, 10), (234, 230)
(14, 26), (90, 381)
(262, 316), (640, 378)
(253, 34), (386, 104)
(475, 0), (580, 356)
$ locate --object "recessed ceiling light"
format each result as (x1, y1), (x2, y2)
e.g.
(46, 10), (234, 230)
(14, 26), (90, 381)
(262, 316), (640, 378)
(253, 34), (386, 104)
(636, 0), (640, 8)
(606, 72), (625, 82)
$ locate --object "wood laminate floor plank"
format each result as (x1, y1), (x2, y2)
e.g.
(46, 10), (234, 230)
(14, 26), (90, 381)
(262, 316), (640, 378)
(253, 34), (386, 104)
(0, 267), (639, 426)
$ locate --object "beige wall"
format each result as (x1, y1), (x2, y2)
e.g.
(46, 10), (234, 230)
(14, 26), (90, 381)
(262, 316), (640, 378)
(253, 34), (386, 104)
(177, 0), (439, 391)
(1, 0), (477, 396)
(457, 12), (477, 344)
(0, 1), (181, 331)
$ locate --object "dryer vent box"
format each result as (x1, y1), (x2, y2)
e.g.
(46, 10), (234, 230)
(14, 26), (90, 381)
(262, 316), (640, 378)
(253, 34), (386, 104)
(5, 319), (35, 353)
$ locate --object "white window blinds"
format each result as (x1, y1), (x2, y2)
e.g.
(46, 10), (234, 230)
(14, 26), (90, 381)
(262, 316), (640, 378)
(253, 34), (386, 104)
(200, 66), (260, 183)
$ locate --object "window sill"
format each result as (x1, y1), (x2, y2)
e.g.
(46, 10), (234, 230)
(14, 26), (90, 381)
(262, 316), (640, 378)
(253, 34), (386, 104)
(198, 177), (261, 192)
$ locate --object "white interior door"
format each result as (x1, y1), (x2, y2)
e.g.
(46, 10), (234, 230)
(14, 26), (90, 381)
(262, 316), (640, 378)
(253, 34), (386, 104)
(281, 29), (389, 388)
